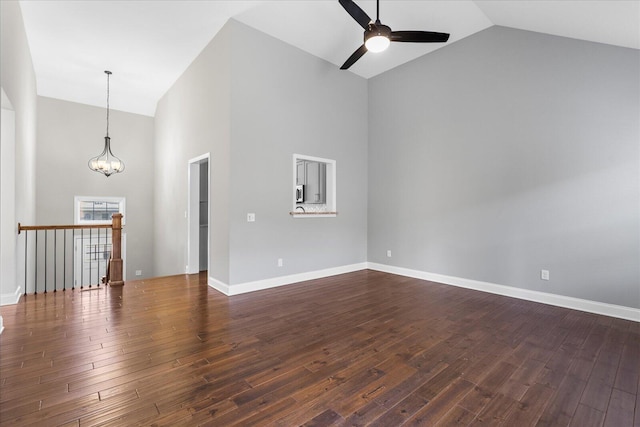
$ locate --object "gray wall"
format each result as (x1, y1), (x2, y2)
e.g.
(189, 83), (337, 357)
(36, 96), (155, 281)
(368, 26), (640, 308)
(154, 19), (368, 287)
(0, 1), (38, 306)
(227, 21), (368, 285)
(154, 22), (232, 281)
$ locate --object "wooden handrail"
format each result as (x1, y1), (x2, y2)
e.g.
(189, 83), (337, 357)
(18, 223), (114, 234)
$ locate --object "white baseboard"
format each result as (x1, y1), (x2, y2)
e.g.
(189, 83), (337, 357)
(208, 262), (368, 296)
(367, 262), (640, 323)
(208, 262), (639, 322)
(0, 286), (22, 306)
(208, 276), (230, 295)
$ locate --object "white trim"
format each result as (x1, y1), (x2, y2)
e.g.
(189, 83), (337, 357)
(1, 285), (22, 306)
(367, 263), (640, 323)
(208, 263), (368, 296)
(208, 276), (230, 295)
(0, 316), (4, 335)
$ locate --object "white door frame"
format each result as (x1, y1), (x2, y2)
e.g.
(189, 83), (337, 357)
(187, 153), (210, 274)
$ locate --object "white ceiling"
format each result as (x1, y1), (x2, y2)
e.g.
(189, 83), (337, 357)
(18, 1), (640, 117)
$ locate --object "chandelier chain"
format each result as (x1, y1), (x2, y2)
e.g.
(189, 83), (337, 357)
(105, 70), (110, 137)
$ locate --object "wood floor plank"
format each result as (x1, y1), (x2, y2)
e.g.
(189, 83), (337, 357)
(614, 367), (639, 395)
(376, 361), (448, 408)
(0, 270), (635, 426)
(405, 378), (475, 426)
(368, 392), (430, 426)
(80, 401), (159, 427)
(502, 382), (554, 426)
(603, 388), (635, 427)
(5, 396), (96, 427)
(459, 360), (519, 415)
(499, 357), (546, 401)
(331, 355), (416, 417)
(570, 403), (606, 427)
(635, 384), (640, 427)
(580, 364), (616, 412)
(468, 393), (518, 426)
(536, 373), (587, 426)
(435, 405), (477, 426)
(300, 408), (345, 426)
(232, 366), (313, 406)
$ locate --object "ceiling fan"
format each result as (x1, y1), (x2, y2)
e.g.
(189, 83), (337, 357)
(338, 0), (450, 70)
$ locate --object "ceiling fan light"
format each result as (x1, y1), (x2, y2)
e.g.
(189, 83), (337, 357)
(365, 34), (390, 52)
(364, 22), (391, 53)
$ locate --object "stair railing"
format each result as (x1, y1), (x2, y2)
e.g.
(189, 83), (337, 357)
(17, 213), (124, 295)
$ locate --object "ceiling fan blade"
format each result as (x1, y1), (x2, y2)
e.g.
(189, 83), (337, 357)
(339, 0), (372, 30)
(390, 31), (450, 43)
(340, 44), (368, 70)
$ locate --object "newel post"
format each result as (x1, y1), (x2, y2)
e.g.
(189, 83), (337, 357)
(109, 213), (125, 286)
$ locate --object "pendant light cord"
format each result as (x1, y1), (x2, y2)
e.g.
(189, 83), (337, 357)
(105, 70), (111, 138)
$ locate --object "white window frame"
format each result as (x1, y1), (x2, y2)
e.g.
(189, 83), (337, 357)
(74, 196), (126, 225)
(292, 154), (336, 218)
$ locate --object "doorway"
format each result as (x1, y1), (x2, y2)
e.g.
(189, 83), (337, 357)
(187, 154), (209, 274)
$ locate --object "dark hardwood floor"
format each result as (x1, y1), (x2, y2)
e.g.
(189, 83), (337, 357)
(0, 270), (638, 426)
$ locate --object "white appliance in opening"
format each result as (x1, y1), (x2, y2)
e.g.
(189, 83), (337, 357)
(296, 185), (304, 203)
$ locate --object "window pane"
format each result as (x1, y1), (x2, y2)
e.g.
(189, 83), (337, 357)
(78, 200), (122, 222)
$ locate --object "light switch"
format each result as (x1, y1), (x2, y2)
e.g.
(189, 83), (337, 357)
(247, 213), (255, 222)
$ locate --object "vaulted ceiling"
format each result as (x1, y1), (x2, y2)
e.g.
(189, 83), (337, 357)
(18, 1), (640, 116)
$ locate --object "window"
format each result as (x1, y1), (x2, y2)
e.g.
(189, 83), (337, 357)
(292, 154), (336, 217)
(73, 196), (126, 284)
(75, 196), (125, 225)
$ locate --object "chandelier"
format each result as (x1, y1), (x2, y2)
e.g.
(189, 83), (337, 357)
(88, 70), (124, 177)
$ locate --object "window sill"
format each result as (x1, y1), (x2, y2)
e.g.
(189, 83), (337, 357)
(290, 211), (337, 218)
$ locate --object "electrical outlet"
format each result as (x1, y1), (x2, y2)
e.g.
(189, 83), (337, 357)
(247, 213), (256, 222)
(277, 258), (283, 267)
(387, 250), (392, 258)
(135, 270), (142, 276)
(541, 269), (550, 281)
